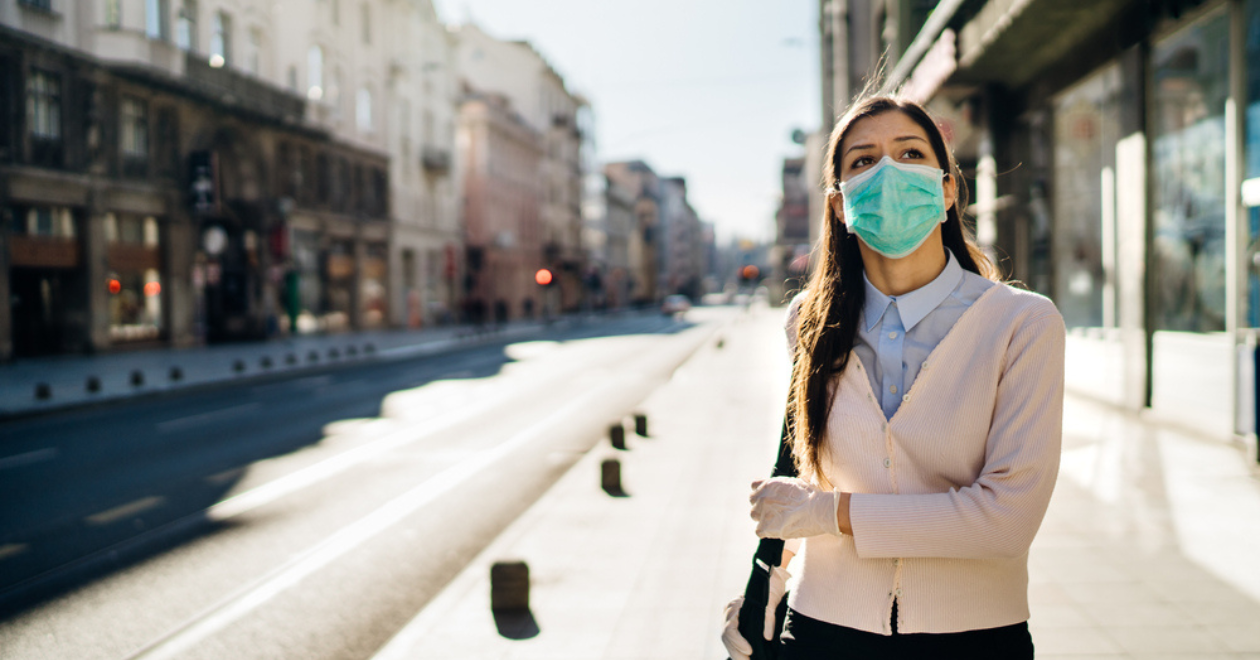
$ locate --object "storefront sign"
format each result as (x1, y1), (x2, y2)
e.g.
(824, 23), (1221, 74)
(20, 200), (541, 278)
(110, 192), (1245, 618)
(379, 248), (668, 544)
(9, 236), (80, 268)
(107, 244), (161, 272)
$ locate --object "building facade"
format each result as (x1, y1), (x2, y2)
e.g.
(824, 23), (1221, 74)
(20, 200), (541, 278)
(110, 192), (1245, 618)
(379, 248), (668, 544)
(849, 0), (1260, 447)
(771, 156), (811, 304)
(604, 160), (661, 306)
(0, 1), (390, 360)
(453, 22), (585, 312)
(457, 91), (544, 322)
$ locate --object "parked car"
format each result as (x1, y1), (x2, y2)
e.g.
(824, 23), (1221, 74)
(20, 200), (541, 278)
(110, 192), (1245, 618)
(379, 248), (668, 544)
(661, 294), (692, 315)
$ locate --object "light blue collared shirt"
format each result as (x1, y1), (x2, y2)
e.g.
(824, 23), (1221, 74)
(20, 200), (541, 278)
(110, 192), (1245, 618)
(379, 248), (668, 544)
(856, 249), (994, 419)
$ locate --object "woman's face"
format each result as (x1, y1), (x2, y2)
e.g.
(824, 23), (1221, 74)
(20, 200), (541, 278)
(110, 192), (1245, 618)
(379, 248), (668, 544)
(829, 110), (957, 218)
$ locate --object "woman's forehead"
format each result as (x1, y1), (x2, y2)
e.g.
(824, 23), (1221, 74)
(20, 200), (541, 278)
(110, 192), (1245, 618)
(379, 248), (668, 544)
(843, 111), (928, 146)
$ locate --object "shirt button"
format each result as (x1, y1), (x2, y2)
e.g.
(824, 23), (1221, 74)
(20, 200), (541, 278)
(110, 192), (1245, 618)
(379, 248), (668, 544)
(921, 361), (929, 370)
(883, 457), (891, 468)
(894, 558), (903, 566)
(889, 385), (898, 394)
(888, 331), (898, 339)
(902, 394), (910, 402)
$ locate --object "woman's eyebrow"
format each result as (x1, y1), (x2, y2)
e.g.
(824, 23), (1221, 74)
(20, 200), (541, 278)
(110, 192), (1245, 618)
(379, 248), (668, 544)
(843, 135), (928, 156)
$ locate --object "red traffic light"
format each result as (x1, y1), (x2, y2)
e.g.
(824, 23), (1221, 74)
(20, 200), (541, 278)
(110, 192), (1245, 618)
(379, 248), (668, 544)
(740, 265), (760, 281)
(535, 268), (554, 286)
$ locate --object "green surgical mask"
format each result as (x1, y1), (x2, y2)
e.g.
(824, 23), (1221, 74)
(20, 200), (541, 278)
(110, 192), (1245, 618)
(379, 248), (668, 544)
(839, 156), (947, 259)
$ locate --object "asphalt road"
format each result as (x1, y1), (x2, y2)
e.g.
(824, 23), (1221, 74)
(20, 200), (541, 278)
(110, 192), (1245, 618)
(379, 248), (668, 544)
(0, 308), (731, 659)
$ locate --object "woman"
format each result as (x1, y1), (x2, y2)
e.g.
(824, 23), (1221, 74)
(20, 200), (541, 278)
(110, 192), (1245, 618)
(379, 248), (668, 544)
(721, 95), (1064, 658)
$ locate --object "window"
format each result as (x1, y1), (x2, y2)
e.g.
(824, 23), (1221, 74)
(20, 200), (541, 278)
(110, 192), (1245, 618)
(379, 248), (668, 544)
(307, 45), (324, 101)
(356, 87), (373, 133)
(287, 66), (298, 92)
(146, 0), (168, 40)
(105, 214), (164, 342)
(246, 28), (262, 75)
(329, 66), (343, 118)
(176, 0), (197, 51)
(120, 97), (149, 159)
(26, 69), (61, 140)
(20, 0), (52, 10)
(331, 0), (340, 25)
(1150, 9), (1230, 333)
(106, 0), (122, 28)
(25, 207), (75, 237)
(361, 3), (370, 44)
(210, 11), (231, 68)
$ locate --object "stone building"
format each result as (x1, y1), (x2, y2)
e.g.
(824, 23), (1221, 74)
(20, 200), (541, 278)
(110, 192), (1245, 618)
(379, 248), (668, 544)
(604, 160), (661, 306)
(0, 1), (388, 359)
(452, 22), (585, 312)
(457, 91), (544, 322)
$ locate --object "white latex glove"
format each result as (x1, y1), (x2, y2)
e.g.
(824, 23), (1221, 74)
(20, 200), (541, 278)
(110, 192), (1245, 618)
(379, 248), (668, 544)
(750, 477), (841, 539)
(721, 566), (790, 659)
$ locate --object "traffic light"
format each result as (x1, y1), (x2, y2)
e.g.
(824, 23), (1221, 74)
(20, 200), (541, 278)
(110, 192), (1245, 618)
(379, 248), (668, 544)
(739, 265), (760, 284)
(535, 268), (555, 286)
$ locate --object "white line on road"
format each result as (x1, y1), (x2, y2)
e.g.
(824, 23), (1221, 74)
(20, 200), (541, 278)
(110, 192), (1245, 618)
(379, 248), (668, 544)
(85, 496), (165, 526)
(0, 543), (29, 561)
(156, 403), (263, 433)
(0, 447), (58, 471)
(124, 382), (618, 660)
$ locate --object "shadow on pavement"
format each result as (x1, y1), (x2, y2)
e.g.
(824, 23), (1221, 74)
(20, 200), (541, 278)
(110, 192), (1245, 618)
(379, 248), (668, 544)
(492, 609), (541, 640)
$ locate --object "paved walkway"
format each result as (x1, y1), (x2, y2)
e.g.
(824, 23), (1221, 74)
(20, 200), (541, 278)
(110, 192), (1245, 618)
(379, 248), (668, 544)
(0, 313), (642, 418)
(371, 306), (1260, 659)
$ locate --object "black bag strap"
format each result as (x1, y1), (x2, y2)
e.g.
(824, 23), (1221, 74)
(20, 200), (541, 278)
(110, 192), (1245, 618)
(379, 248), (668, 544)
(733, 414), (798, 660)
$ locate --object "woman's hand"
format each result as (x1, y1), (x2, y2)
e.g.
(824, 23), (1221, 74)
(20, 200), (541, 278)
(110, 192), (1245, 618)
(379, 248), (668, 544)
(720, 566), (790, 659)
(749, 477), (847, 539)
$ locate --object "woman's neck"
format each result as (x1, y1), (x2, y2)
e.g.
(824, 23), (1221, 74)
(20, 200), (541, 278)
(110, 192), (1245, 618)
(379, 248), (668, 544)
(859, 231), (948, 297)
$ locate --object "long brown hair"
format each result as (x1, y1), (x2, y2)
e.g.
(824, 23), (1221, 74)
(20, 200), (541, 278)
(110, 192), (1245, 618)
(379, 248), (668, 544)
(788, 96), (998, 488)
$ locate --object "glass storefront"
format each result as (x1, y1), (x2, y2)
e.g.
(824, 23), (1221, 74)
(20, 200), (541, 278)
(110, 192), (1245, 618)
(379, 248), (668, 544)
(1150, 8), (1231, 333)
(1245, 0), (1260, 326)
(1052, 63), (1122, 328)
(105, 213), (163, 341)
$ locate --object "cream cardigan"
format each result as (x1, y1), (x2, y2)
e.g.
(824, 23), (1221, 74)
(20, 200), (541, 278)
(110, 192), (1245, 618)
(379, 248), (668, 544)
(784, 282), (1065, 635)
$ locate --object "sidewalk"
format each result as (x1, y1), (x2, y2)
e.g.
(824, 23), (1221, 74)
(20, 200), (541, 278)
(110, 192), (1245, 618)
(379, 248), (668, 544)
(0, 313), (639, 419)
(371, 306), (1260, 659)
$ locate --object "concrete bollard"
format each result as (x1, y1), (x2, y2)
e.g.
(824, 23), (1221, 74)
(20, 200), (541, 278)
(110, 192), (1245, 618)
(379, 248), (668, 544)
(86, 376), (101, 393)
(285, 353), (298, 366)
(365, 343), (376, 354)
(490, 561), (530, 611)
(260, 356), (273, 369)
(233, 360), (246, 373)
(601, 458), (622, 494)
(347, 345), (358, 357)
(169, 366), (183, 381)
(609, 423), (626, 450)
(35, 384), (51, 400)
(308, 350), (320, 363)
(130, 370), (145, 387)
(328, 348), (340, 359)
(634, 413), (648, 437)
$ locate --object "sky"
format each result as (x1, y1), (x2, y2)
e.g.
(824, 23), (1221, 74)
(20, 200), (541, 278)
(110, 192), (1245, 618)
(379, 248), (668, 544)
(431, 0), (820, 243)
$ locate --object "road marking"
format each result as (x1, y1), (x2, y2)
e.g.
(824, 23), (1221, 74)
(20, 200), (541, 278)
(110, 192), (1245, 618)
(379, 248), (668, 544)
(124, 382), (617, 660)
(0, 447), (58, 470)
(85, 496), (165, 526)
(0, 543), (29, 561)
(156, 403), (262, 433)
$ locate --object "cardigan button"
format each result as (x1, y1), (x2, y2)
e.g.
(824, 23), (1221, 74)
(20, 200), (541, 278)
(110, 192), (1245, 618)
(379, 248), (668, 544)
(895, 589), (903, 597)
(883, 458), (891, 468)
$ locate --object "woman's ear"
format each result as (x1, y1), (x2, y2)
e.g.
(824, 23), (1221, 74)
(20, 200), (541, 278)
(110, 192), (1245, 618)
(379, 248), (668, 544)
(942, 171), (958, 210)
(827, 190), (845, 224)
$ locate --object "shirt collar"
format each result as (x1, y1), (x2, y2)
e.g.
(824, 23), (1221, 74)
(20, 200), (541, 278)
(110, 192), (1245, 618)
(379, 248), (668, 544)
(861, 248), (963, 333)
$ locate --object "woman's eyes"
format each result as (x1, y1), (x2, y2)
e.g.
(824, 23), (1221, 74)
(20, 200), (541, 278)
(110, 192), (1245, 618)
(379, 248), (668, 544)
(849, 148), (926, 170)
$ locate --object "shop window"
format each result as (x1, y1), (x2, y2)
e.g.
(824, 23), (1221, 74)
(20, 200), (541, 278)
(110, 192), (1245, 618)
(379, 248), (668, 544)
(25, 206), (75, 237)
(176, 0), (197, 52)
(1052, 63), (1122, 329)
(106, 213), (163, 342)
(1246, 0), (1260, 326)
(106, 0), (121, 28)
(1150, 9), (1230, 333)
(356, 87), (373, 134)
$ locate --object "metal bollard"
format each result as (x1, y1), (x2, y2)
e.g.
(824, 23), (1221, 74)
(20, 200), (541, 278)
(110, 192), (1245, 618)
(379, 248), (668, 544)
(634, 413), (648, 437)
(490, 560), (530, 612)
(609, 423), (626, 450)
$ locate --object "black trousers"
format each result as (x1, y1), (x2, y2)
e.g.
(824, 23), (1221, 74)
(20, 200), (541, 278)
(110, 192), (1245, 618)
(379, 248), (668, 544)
(779, 607), (1034, 659)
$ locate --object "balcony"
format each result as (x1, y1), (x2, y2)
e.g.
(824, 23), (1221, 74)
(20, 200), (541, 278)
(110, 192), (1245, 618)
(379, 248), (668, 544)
(421, 147), (451, 174)
(182, 53), (305, 125)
